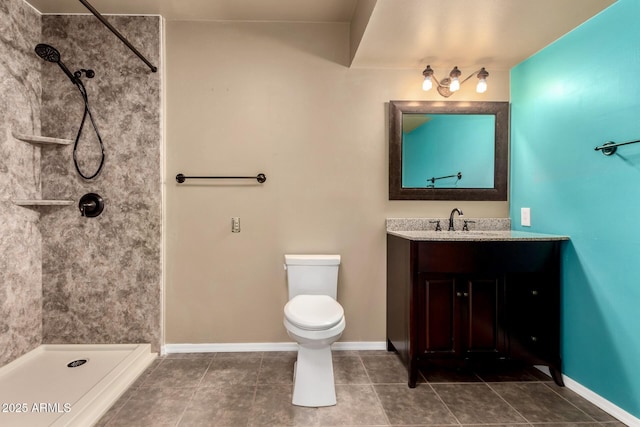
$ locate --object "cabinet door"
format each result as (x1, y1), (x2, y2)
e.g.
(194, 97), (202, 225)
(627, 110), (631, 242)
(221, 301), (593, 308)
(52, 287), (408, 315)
(505, 273), (560, 363)
(418, 274), (504, 358)
(463, 277), (504, 357)
(418, 274), (458, 356)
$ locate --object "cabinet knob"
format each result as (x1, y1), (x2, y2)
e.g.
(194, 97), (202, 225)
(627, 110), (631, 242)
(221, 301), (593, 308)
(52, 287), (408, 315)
(456, 292), (462, 297)
(530, 336), (538, 342)
(531, 290), (538, 296)
(463, 292), (469, 297)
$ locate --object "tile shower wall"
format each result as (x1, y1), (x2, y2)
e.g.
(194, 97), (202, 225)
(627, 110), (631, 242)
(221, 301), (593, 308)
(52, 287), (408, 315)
(0, 0), (43, 366)
(39, 15), (162, 351)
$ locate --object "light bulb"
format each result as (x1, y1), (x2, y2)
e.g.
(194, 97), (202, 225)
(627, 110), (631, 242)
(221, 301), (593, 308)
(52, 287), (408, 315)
(421, 65), (434, 91)
(450, 77), (460, 92)
(476, 78), (487, 93)
(422, 76), (433, 91)
(476, 68), (489, 94)
(448, 66), (462, 92)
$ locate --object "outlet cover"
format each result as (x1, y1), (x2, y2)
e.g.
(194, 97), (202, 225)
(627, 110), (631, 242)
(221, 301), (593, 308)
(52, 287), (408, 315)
(231, 217), (241, 233)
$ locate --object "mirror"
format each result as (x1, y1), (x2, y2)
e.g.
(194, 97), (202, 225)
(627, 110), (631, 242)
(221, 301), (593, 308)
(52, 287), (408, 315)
(389, 101), (509, 200)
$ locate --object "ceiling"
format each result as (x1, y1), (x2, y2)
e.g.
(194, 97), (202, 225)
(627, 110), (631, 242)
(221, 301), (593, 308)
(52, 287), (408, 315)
(25, 0), (616, 69)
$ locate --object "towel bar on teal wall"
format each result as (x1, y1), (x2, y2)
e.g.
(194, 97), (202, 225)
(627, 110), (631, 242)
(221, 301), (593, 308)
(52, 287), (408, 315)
(427, 171), (462, 184)
(594, 139), (640, 156)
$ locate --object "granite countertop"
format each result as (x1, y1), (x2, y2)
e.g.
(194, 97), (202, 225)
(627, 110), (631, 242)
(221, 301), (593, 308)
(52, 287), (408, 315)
(386, 218), (569, 242)
(387, 229), (569, 241)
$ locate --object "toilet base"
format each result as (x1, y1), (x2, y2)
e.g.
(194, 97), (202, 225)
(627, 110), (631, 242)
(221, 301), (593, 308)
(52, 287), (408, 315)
(292, 343), (336, 407)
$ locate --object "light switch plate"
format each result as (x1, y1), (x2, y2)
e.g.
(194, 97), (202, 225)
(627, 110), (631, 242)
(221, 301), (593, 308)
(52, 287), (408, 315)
(521, 208), (531, 227)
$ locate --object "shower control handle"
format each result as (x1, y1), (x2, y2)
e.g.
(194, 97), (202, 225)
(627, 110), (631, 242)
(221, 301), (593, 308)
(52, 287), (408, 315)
(80, 200), (96, 217)
(78, 193), (104, 218)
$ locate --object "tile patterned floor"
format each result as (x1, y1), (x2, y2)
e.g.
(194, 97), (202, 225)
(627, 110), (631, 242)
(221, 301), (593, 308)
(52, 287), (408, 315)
(96, 350), (627, 426)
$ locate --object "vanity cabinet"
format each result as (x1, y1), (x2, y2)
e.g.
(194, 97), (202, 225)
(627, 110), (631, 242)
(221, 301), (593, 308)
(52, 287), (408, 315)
(387, 234), (564, 387)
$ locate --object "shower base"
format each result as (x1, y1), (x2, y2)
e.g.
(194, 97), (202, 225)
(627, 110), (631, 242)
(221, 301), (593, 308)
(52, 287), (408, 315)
(0, 343), (156, 427)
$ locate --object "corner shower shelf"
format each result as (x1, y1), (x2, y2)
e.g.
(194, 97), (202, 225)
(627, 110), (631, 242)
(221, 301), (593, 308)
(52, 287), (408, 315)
(12, 132), (72, 146)
(12, 199), (74, 207)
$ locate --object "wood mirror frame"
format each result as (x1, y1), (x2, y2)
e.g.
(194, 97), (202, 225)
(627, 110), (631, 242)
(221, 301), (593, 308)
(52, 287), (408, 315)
(389, 100), (509, 201)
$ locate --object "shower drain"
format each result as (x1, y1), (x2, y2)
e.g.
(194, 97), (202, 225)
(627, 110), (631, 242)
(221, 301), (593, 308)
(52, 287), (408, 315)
(67, 359), (88, 368)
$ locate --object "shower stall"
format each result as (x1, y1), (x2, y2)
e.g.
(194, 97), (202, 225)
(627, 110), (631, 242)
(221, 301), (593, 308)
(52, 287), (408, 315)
(0, 1), (163, 424)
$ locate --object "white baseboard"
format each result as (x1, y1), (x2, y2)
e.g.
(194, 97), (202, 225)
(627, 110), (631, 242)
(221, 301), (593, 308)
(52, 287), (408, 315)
(161, 341), (387, 355)
(332, 341), (387, 351)
(534, 366), (638, 426)
(562, 374), (640, 427)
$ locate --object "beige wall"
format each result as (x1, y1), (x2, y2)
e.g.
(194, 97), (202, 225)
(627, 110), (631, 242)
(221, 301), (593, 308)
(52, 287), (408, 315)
(164, 21), (510, 344)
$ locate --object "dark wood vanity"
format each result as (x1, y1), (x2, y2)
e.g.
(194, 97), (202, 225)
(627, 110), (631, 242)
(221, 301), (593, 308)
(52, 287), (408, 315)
(386, 231), (567, 387)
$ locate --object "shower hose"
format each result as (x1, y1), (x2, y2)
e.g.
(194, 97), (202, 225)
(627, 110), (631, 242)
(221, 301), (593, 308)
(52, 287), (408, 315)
(73, 77), (105, 180)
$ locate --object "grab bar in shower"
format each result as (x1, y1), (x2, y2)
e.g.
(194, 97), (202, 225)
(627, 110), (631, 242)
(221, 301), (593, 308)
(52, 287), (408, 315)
(176, 173), (267, 184)
(594, 139), (640, 156)
(78, 0), (158, 73)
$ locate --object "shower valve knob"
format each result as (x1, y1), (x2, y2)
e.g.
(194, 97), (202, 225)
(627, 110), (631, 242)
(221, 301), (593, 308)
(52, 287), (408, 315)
(78, 193), (104, 218)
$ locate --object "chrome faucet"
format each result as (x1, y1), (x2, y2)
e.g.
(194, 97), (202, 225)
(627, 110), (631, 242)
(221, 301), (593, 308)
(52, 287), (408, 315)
(448, 208), (463, 231)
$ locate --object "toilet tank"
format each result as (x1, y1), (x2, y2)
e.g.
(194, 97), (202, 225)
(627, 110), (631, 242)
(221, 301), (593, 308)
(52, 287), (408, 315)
(284, 254), (340, 300)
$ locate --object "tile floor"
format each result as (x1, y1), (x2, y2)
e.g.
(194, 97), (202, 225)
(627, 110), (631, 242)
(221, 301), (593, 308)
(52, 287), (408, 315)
(96, 350), (627, 426)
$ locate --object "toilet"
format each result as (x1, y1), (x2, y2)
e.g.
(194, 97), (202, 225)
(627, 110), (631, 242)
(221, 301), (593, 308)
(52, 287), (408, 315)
(283, 254), (345, 407)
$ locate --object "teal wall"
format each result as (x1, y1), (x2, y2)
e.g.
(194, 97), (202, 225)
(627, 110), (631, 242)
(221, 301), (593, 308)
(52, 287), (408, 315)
(510, 0), (640, 418)
(403, 115), (494, 188)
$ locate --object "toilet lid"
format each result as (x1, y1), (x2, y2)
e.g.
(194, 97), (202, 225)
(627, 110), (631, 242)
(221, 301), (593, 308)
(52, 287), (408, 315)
(284, 295), (344, 331)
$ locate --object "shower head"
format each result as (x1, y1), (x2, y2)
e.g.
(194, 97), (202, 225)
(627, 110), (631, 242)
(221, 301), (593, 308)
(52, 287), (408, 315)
(35, 43), (60, 62)
(34, 43), (77, 84)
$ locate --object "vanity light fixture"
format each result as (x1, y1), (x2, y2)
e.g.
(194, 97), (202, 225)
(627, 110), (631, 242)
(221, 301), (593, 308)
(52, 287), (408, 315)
(422, 65), (489, 98)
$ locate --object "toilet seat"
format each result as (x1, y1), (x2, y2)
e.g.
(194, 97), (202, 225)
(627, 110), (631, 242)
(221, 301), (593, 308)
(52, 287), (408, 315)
(284, 295), (344, 331)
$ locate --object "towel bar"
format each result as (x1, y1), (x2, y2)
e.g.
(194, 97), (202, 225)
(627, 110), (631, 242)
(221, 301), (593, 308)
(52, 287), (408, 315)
(175, 173), (266, 183)
(594, 139), (640, 156)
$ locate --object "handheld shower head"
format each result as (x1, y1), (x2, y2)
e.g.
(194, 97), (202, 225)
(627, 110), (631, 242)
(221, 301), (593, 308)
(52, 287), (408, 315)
(34, 43), (77, 84)
(35, 44), (60, 62)
(34, 44), (105, 181)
